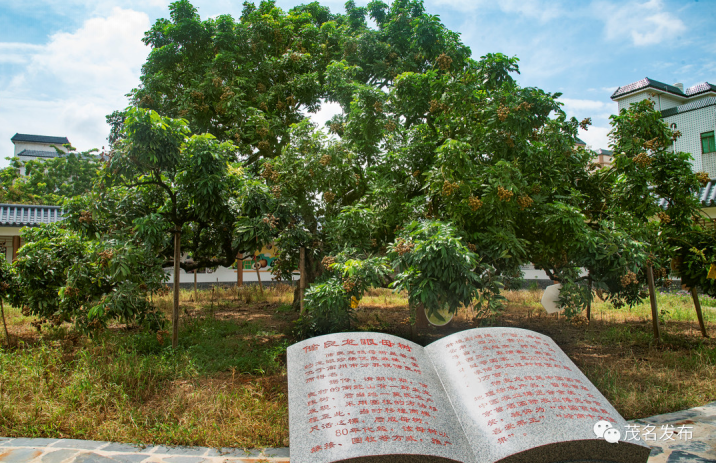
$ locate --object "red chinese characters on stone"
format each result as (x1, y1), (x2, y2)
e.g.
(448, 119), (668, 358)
(301, 342), (451, 452)
(443, 332), (614, 445)
(304, 344), (422, 384)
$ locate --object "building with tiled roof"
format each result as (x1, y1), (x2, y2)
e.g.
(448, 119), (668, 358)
(0, 203), (63, 262)
(594, 148), (613, 167)
(611, 78), (716, 179)
(11, 133), (71, 175)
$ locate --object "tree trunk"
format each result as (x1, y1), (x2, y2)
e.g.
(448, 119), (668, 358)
(193, 269), (197, 299)
(173, 229), (181, 348)
(646, 265), (660, 343)
(0, 299), (11, 347)
(410, 303), (429, 340)
(237, 252), (243, 289)
(254, 255), (264, 294)
(293, 250), (317, 312)
(690, 286), (709, 338)
(415, 303), (429, 329)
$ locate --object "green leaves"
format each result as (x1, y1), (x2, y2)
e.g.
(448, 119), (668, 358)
(389, 220), (484, 319)
(12, 223), (166, 332)
(0, 150), (100, 206)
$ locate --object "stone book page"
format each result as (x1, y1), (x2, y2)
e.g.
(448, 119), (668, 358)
(424, 327), (651, 463)
(287, 333), (476, 463)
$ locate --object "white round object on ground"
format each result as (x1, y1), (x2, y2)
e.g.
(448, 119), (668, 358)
(541, 284), (563, 314)
(426, 304), (454, 326)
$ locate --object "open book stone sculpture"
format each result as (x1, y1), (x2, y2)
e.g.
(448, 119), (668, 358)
(287, 327), (651, 463)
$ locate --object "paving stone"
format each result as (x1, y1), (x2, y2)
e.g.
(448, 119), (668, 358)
(104, 454), (148, 463)
(0, 448), (44, 463)
(97, 444), (145, 453)
(53, 441), (107, 451)
(161, 457), (206, 463)
(212, 449), (255, 458)
(0, 439), (14, 448)
(72, 453), (117, 463)
(257, 448), (289, 458)
(148, 447), (207, 457)
(41, 449), (79, 463)
(669, 440), (713, 453)
(665, 450), (716, 462)
(6, 438), (60, 447)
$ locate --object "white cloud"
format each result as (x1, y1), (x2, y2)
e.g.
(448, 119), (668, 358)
(0, 43), (44, 64)
(0, 7), (150, 165)
(560, 98), (610, 113)
(579, 125), (612, 151)
(429, 0), (564, 21)
(596, 0), (686, 47)
(23, 8), (150, 99)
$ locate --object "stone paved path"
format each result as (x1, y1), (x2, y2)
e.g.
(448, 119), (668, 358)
(633, 401), (716, 462)
(0, 441), (289, 463)
(1, 401), (714, 462)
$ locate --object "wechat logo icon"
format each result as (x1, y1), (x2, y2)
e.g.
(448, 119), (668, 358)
(594, 420), (621, 444)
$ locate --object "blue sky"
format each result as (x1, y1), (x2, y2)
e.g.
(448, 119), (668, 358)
(0, 0), (714, 167)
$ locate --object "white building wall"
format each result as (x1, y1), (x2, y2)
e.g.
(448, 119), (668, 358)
(654, 94), (684, 111)
(617, 92), (652, 112)
(13, 142), (67, 156)
(163, 266), (300, 284)
(617, 92), (685, 112)
(664, 107), (716, 176)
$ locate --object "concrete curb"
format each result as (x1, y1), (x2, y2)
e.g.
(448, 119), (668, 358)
(0, 440), (290, 463)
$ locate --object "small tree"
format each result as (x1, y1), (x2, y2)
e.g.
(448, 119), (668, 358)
(91, 107), (285, 346)
(548, 98), (705, 322)
(0, 260), (18, 346)
(389, 220), (497, 325)
(12, 223), (166, 333)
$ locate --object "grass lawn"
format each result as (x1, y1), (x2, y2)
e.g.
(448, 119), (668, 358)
(0, 284), (715, 448)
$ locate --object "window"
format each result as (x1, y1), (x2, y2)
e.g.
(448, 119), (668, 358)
(702, 131), (716, 154)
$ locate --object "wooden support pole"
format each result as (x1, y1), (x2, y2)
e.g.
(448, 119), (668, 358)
(690, 286), (709, 338)
(172, 230), (181, 349)
(646, 265), (660, 343)
(193, 269), (197, 299)
(299, 247), (306, 315)
(12, 235), (20, 262)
